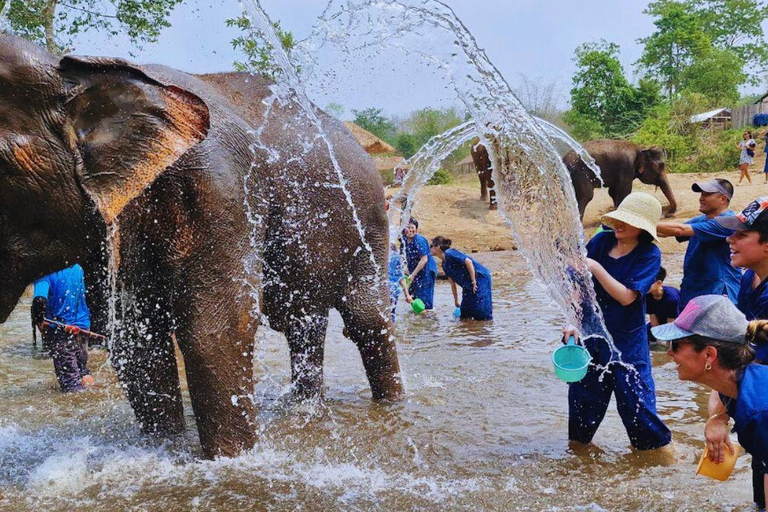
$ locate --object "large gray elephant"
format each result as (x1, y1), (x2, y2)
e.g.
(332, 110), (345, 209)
(0, 35), (402, 458)
(562, 139), (677, 220)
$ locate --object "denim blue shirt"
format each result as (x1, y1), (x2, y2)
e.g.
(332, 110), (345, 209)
(722, 364), (768, 503)
(678, 211), (740, 306)
(33, 264), (91, 329)
(405, 234), (437, 277)
(737, 269), (768, 362)
(587, 231), (660, 360)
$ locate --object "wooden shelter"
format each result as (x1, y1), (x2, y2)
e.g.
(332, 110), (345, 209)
(343, 122), (396, 154)
(689, 108), (731, 130)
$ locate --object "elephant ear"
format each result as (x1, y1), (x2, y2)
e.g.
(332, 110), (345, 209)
(59, 56), (210, 225)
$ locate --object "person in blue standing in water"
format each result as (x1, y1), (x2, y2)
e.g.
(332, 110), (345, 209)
(388, 241), (412, 322)
(404, 218), (437, 310)
(430, 236), (493, 320)
(653, 295), (768, 509)
(564, 192), (671, 451)
(32, 264), (95, 392)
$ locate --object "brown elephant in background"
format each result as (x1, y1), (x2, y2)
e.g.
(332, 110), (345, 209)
(562, 139), (677, 220)
(470, 138), (497, 210)
(0, 34), (402, 459)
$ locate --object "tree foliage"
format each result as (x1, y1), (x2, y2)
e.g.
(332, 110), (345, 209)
(638, 0), (768, 97)
(564, 41), (661, 140)
(226, 15), (295, 79)
(1, 0), (182, 55)
(352, 107), (397, 144)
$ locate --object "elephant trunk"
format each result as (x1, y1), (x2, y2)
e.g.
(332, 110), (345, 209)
(658, 175), (677, 217)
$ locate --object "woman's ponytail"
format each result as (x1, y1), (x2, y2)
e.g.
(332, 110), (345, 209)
(747, 319), (768, 348)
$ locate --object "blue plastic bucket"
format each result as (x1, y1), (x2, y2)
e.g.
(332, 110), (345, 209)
(552, 336), (591, 383)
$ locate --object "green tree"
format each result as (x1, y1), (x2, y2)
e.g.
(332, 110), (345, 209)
(394, 132), (418, 159)
(2, 0), (182, 55)
(565, 41), (660, 139)
(352, 107), (397, 144)
(637, 1), (711, 98)
(404, 107), (464, 148)
(638, 0), (767, 97)
(680, 47), (746, 104)
(226, 16), (295, 79)
(694, 0), (768, 82)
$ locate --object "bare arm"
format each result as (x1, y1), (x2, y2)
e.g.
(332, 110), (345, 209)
(409, 255), (428, 281)
(464, 258), (478, 293)
(656, 221), (695, 238)
(649, 314), (660, 327)
(399, 277), (413, 303)
(705, 389), (733, 463)
(449, 278), (459, 307)
(587, 258), (639, 306)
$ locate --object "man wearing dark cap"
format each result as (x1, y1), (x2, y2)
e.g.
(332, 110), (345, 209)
(656, 178), (740, 307)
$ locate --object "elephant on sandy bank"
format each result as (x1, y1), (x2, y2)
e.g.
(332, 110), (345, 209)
(562, 139), (678, 220)
(470, 139), (497, 210)
(0, 35), (402, 458)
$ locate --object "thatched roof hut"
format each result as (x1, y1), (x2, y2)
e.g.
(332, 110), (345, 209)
(343, 122), (396, 154)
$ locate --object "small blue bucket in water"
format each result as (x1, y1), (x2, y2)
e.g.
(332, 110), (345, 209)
(552, 335), (591, 383)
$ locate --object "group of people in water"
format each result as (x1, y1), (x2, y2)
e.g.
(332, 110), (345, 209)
(387, 218), (494, 322)
(566, 179), (768, 508)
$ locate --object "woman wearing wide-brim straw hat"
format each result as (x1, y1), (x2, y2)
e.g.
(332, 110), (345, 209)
(565, 192), (672, 450)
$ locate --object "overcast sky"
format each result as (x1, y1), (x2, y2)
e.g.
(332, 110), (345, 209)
(70, 0), (761, 116)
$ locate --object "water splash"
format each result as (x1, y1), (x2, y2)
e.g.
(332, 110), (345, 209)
(298, 0), (611, 349)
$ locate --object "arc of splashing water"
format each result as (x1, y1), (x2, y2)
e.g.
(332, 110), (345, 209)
(237, 0), (389, 323)
(302, 0), (618, 358)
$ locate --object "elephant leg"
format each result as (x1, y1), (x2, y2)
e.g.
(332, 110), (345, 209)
(111, 311), (185, 438)
(608, 183), (632, 210)
(337, 290), (403, 401)
(487, 172), (498, 210)
(284, 309), (330, 398)
(479, 172), (488, 201)
(175, 303), (258, 459)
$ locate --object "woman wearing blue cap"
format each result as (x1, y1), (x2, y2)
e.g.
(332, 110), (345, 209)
(430, 236), (493, 320)
(653, 295), (768, 509)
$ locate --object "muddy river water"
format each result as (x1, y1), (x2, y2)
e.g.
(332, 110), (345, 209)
(0, 251), (754, 511)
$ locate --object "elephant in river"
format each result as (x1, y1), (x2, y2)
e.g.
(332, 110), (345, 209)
(470, 138), (497, 210)
(0, 34), (402, 458)
(562, 139), (677, 220)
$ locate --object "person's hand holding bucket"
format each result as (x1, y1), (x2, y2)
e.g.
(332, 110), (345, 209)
(696, 443), (741, 481)
(552, 330), (591, 383)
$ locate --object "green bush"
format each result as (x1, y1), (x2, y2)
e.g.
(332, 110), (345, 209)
(671, 130), (742, 174)
(379, 169), (395, 186)
(427, 168), (453, 185)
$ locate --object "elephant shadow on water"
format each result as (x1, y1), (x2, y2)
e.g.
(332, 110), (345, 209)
(0, 35), (403, 459)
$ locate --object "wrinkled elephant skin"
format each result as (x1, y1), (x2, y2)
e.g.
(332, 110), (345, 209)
(563, 139), (677, 220)
(0, 35), (402, 458)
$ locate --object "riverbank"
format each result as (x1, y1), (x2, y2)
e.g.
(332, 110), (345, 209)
(403, 163), (768, 259)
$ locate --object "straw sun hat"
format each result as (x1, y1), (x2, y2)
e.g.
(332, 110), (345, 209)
(601, 192), (662, 241)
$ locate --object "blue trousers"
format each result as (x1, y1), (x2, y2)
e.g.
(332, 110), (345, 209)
(49, 330), (89, 392)
(568, 340), (671, 450)
(409, 273), (435, 309)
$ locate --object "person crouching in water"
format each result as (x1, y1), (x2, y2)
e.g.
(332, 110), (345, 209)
(430, 236), (493, 320)
(565, 192), (671, 450)
(32, 264), (95, 392)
